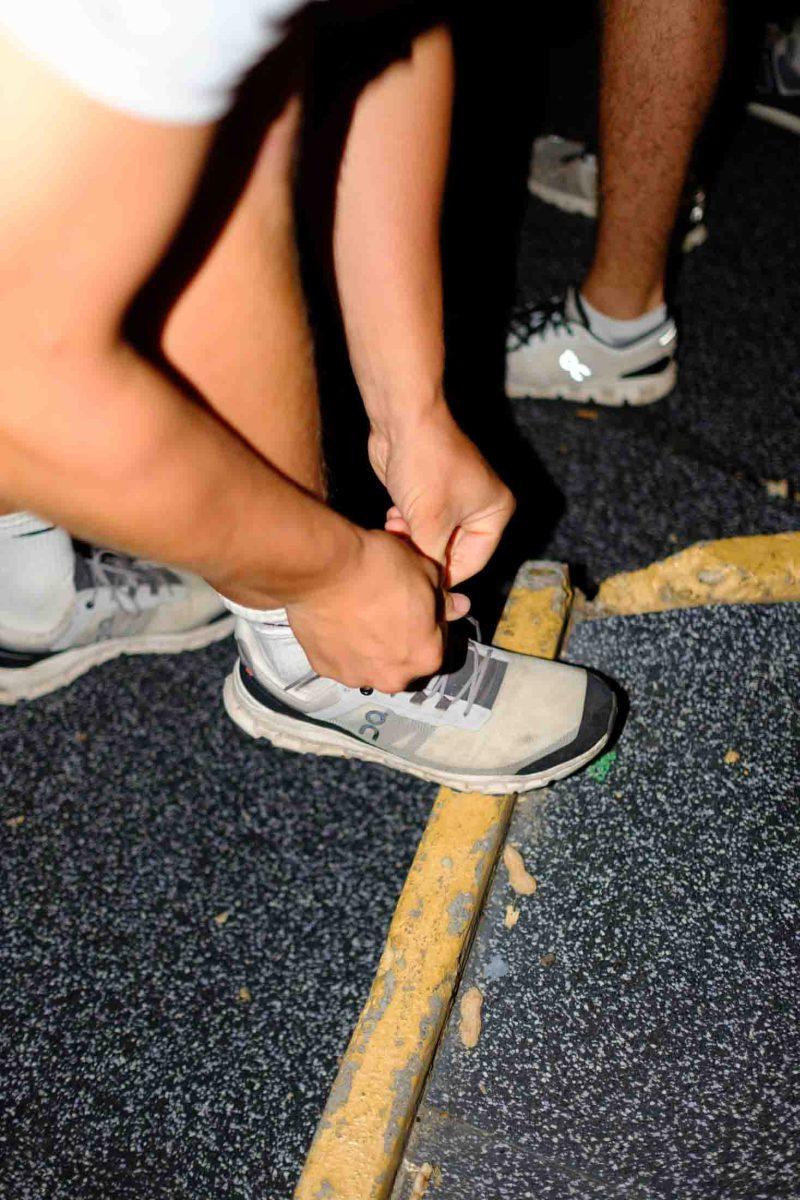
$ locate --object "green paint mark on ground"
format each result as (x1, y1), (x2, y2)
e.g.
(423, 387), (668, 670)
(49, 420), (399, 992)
(587, 749), (618, 783)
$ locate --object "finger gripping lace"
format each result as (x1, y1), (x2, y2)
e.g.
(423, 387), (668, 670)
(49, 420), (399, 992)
(284, 619), (493, 717)
(418, 619), (491, 718)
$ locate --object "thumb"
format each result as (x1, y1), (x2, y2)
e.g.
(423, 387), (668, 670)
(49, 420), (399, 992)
(443, 591), (471, 621)
(406, 508), (453, 567)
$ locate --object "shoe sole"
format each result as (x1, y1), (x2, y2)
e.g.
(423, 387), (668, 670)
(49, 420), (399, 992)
(506, 359), (677, 407)
(0, 615), (235, 704)
(223, 664), (616, 796)
(529, 178), (597, 219)
(746, 101), (800, 135)
(529, 181), (708, 255)
(680, 224), (708, 254)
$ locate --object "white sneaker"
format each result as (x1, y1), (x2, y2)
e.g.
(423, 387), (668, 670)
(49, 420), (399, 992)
(506, 287), (678, 407)
(529, 135), (598, 218)
(529, 135), (708, 253)
(223, 616), (617, 796)
(0, 543), (233, 703)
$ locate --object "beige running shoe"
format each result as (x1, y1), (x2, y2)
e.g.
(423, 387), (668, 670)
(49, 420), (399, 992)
(0, 543), (232, 703)
(224, 614), (617, 795)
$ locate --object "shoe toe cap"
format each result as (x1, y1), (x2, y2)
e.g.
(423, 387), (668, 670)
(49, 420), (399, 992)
(516, 670), (617, 777)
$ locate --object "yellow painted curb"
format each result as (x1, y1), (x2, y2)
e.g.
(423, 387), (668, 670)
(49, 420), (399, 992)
(294, 562), (572, 1200)
(493, 561), (573, 658)
(594, 533), (800, 617)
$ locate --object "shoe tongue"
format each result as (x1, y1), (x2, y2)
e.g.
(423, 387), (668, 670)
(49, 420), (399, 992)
(73, 550), (93, 593)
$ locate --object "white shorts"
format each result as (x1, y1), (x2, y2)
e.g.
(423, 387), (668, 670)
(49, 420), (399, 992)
(0, 0), (306, 124)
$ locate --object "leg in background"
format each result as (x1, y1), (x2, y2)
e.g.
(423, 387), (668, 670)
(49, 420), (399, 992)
(582, 0), (726, 319)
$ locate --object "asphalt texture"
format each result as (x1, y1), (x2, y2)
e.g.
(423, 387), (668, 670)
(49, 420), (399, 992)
(2, 15), (799, 1200)
(0, 641), (437, 1199)
(393, 603), (800, 1200)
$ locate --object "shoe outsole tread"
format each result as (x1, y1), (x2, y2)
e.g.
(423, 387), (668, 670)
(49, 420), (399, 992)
(506, 357), (677, 408)
(0, 615), (235, 704)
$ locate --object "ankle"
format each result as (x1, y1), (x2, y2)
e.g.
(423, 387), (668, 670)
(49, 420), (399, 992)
(578, 290), (668, 349)
(234, 609), (315, 693)
(0, 514), (76, 639)
(580, 275), (665, 321)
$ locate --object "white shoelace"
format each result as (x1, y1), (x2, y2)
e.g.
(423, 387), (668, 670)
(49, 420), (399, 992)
(285, 619), (493, 719)
(83, 548), (176, 615)
(421, 633), (492, 718)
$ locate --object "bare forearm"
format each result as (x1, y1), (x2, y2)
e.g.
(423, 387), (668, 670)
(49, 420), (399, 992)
(333, 24), (454, 434)
(0, 38), (361, 610)
(0, 339), (359, 607)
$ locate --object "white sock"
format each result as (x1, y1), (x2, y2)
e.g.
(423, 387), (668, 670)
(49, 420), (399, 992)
(219, 598), (313, 687)
(0, 513), (76, 639)
(580, 293), (667, 347)
(219, 598), (290, 628)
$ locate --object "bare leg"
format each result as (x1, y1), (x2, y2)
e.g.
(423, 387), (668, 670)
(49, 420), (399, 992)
(0, 36), (455, 690)
(0, 37), (357, 611)
(162, 98), (326, 499)
(582, 0), (726, 319)
(163, 28), (510, 590)
(4, 102), (322, 529)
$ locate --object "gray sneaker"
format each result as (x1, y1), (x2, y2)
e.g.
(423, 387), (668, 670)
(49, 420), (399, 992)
(506, 287), (677, 407)
(528, 135), (598, 218)
(0, 543), (233, 703)
(529, 135), (708, 254)
(224, 617), (616, 795)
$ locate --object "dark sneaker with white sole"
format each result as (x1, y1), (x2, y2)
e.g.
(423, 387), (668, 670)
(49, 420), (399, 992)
(224, 616), (617, 795)
(0, 543), (233, 703)
(506, 286), (678, 407)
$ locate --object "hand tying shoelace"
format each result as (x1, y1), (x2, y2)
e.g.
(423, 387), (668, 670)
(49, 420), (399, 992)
(230, 604), (617, 795)
(283, 615), (491, 718)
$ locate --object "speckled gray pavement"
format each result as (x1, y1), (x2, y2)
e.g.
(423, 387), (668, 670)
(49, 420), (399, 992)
(0, 639), (437, 1199)
(393, 603), (800, 1200)
(2, 20), (800, 1200)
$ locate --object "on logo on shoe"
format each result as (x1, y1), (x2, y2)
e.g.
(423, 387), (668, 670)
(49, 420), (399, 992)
(559, 348), (592, 382)
(359, 709), (387, 742)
